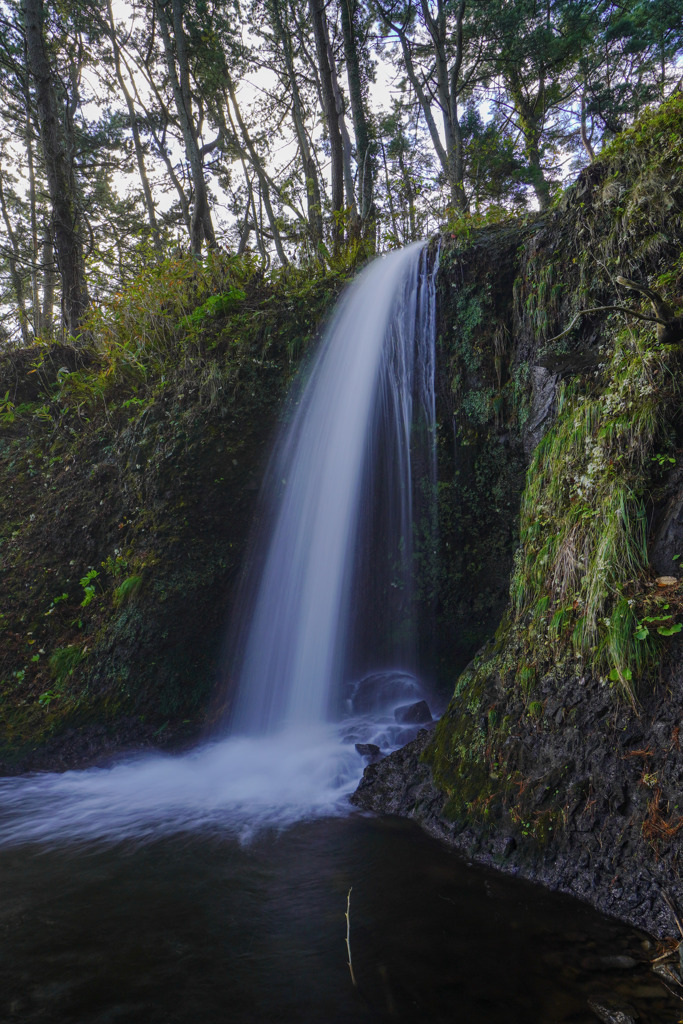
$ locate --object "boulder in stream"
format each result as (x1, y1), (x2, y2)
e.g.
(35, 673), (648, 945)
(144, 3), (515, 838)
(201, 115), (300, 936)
(394, 700), (432, 725)
(355, 743), (382, 762)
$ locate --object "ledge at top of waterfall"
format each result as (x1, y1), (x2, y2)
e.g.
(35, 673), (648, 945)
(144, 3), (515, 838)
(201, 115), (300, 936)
(227, 241), (439, 737)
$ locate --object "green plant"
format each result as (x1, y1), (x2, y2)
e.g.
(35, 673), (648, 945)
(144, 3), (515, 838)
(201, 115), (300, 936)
(38, 689), (60, 708)
(45, 591), (68, 618)
(113, 574), (143, 608)
(510, 324), (679, 700)
(49, 645), (86, 685)
(179, 287), (246, 331)
(634, 605), (682, 639)
(79, 569), (99, 607)
(517, 664), (537, 696)
(652, 452), (676, 468)
(101, 552), (129, 577)
(0, 391), (15, 425)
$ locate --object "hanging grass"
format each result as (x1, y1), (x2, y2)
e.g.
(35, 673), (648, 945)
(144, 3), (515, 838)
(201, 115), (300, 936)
(510, 325), (679, 701)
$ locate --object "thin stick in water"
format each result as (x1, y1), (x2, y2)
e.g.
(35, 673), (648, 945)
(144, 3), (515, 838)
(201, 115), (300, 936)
(345, 886), (357, 987)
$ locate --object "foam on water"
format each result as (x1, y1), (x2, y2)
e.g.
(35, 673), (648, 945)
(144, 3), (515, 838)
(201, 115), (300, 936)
(0, 730), (364, 846)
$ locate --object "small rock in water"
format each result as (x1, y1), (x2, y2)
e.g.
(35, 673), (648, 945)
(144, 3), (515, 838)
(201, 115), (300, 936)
(348, 671), (422, 714)
(581, 955), (638, 972)
(653, 960), (683, 986)
(587, 998), (637, 1024)
(599, 955), (638, 970)
(355, 743), (381, 761)
(502, 836), (516, 859)
(394, 700), (432, 724)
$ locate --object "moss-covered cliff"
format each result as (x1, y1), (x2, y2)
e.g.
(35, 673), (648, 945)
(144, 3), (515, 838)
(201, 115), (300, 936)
(0, 251), (352, 769)
(356, 94), (683, 937)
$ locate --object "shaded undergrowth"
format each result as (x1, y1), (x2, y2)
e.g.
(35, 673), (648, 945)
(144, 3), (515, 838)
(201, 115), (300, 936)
(0, 248), (353, 759)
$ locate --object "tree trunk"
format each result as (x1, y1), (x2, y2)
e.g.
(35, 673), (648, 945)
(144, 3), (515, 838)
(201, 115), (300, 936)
(380, 137), (400, 242)
(224, 81), (289, 266)
(376, 5), (451, 204)
(321, 12), (357, 228)
(308, 0), (344, 245)
(156, 0), (215, 253)
(340, 0), (374, 227)
(23, 102), (42, 335)
(41, 228), (56, 335)
(269, 0), (324, 246)
(0, 160), (31, 345)
(420, 0), (467, 213)
(106, 0), (162, 250)
(22, 0), (89, 337)
(580, 91), (595, 162)
(507, 71), (551, 212)
(123, 52), (193, 234)
(397, 149), (416, 240)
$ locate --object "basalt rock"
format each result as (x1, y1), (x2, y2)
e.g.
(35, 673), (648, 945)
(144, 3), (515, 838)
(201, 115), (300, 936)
(394, 700), (432, 724)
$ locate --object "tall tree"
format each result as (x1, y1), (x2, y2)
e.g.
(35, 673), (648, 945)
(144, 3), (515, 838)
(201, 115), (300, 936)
(22, 0), (89, 335)
(374, 0), (484, 213)
(102, 0), (162, 250)
(340, 0), (375, 232)
(486, 0), (599, 210)
(308, 0), (346, 243)
(155, 0), (216, 253)
(267, 0), (324, 246)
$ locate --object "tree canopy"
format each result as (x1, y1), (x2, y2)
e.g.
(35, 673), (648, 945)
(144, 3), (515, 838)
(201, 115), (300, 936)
(0, 0), (681, 341)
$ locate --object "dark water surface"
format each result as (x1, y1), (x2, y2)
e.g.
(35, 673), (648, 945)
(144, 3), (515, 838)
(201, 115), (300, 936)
(0, 814), (679, 1024)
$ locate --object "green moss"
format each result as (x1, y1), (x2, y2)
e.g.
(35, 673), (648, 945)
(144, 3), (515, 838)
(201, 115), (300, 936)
(427, 94), (683, 852)
(527, 700), (543, 720)
(510, 328), (679, 699)
(517, 664), (536, 696)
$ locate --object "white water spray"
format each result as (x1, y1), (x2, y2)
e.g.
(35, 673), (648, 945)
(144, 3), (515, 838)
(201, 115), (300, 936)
(0, 243), (440, 845)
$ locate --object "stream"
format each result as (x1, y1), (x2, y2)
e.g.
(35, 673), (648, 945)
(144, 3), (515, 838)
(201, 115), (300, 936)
(1, 810), (680, 1024)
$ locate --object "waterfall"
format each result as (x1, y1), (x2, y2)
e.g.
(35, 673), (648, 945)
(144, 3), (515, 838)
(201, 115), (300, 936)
(228, 241), (439, 735)
(0, 242), (440, 845)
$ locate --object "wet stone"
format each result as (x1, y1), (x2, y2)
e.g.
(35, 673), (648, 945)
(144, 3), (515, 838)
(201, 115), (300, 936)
(502, 836), (516, 859)
(598, 955), (639, 971)
(631, 983), (668, 999)
(394, 700), (432, 725)
(587, 998), (637, 1023)
(355, 743), (381, 762)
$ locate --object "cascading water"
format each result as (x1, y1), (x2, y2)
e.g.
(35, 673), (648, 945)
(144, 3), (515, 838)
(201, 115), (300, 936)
(229, 240), (439, 735)
(0, 242), (439, 845)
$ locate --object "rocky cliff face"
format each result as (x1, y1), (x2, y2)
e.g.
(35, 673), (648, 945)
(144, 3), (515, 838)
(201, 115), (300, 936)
(355, 93), (683, 938)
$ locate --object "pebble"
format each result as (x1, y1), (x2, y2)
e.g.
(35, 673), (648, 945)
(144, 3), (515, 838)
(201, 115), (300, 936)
(598, 955), (639, 970)
(582, 953), (638, 972)
(587, 998), (637, 1023)
(631, 983), (668, 999)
